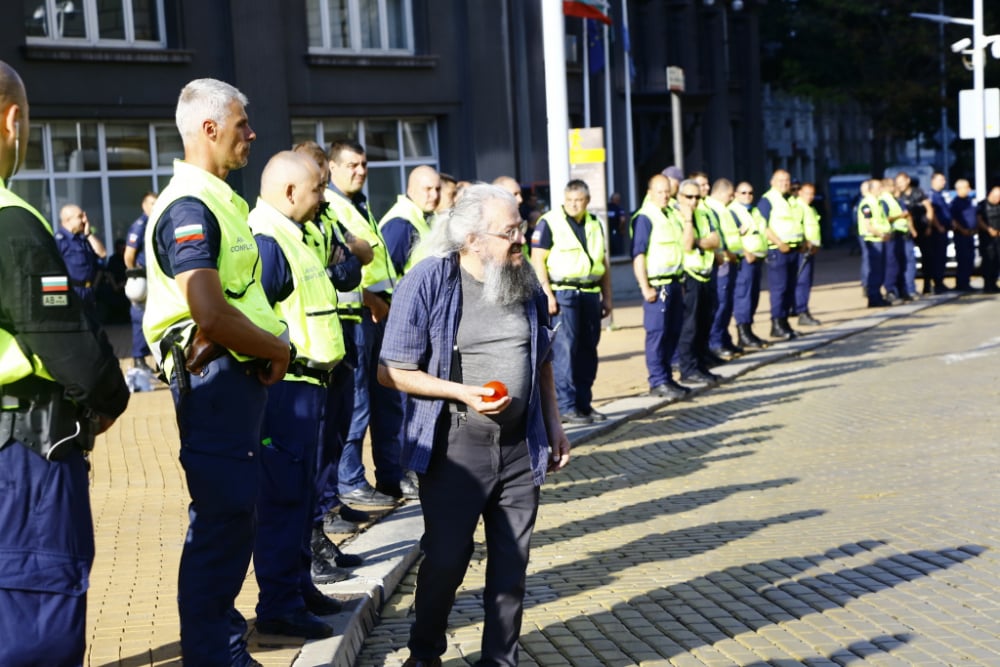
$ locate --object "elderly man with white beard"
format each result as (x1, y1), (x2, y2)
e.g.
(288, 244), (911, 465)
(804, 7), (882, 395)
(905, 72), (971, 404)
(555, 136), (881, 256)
(378, 183), (571, 667)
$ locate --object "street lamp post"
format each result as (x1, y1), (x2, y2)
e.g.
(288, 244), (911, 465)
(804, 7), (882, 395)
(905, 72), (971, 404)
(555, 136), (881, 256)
(972, 0), (986, 197)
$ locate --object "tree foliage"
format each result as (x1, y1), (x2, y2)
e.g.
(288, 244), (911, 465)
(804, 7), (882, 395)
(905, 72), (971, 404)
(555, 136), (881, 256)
(760, 0), (1000, 155)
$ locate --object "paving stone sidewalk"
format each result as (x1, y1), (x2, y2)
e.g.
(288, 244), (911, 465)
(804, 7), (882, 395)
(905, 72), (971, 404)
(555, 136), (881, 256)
(83, 246), (983, 666)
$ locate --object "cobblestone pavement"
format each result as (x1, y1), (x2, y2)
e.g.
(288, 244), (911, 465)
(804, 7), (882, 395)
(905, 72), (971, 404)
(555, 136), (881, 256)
(356, 294), (1000, 666)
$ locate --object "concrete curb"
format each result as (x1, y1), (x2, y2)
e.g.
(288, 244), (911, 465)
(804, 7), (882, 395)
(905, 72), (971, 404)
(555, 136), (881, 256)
(290, 292), (960, 667)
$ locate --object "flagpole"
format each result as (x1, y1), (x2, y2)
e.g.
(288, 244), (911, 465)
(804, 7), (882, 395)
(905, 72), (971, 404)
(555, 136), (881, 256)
(621, 0), (636, 211)
(543, 0), (570, 210)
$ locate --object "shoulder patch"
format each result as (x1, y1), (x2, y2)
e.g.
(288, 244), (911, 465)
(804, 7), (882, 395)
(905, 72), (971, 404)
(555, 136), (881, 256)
(40, 275), (70, 307)
(175, 224), (205, 243)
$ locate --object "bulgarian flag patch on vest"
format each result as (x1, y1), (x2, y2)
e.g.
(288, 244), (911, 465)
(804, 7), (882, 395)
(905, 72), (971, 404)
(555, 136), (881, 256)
(40, 275), (70, 307)
(175, 223), (205, 243)
(41, 276), (69, 292)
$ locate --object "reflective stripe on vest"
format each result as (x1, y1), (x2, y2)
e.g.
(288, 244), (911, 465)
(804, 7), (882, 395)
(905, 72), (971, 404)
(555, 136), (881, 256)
(541, 209), (606, 291)
(143, 160), (286, 366)
(729, 202), (767, 258)
(378, 194), (432, 275)
(325, 187), (397, 295)
(248, 199), (345, 383)
(0, 180), (56, 384)
(632, 200), (683, 284)
(762, 189), (804, 247)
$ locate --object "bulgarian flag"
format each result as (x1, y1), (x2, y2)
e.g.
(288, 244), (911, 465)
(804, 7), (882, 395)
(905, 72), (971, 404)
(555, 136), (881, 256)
(563, 0), (612, 25)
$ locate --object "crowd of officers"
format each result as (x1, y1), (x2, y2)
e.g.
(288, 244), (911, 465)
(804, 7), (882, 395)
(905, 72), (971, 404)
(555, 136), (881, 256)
(20, 60), (994, 666)
(856, 171), (1000, 304)
(0, 66), (569, 666)
(626, 167), (823, 398)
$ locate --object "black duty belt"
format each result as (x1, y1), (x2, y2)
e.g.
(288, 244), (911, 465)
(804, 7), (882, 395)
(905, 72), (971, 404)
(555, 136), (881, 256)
(289, 361), (334, 386)
(551, 280), (600, 290)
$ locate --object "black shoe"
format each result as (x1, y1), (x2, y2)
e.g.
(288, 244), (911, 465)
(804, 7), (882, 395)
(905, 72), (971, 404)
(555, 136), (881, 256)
(256, 609), (333, 639)
(340, 483), (397, 507)
(708, 347), (735, 362)
(769, 318), (792, 341)
(324, 513), (360, 534)
(737, 324), (766, 350)
(402, 658), (443, 667)
(376, 474), (420, 501)
(133, 356), (151, 371)
(303, 590), (343, 616)
(797, 311), (821, 326)
(722, 342), (744, 356)
(680, 370), (718, 385)
(779, 318), (798, 338)
(560, 410), (592, 425)
(585, 408), (608, 422)
(311, 557), (350, 584)
(312, 527), (364, 568)
(867, 299), (891, 308)
(338, 504), (370, 523)
(651, 383), (687, 399)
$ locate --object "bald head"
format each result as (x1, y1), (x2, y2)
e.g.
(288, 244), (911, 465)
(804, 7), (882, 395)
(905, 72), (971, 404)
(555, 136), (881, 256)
(647, 174), (670, 209)
(0, 61), (29, 181)
(771, 169), (791, 195)
(407, 165), (441, 213)
(259, 151), (324, 224)
(492, 176), (523, 205)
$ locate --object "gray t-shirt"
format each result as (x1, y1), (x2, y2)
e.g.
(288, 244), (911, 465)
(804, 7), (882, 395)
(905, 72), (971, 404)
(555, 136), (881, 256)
(456, 267), (532, 433)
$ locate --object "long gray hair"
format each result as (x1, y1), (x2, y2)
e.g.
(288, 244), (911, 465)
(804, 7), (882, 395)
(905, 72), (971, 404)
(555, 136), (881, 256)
(422, 183), (517, 258)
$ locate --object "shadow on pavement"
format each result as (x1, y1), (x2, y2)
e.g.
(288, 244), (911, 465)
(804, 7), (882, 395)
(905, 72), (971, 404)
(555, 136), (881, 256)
(508, 542), (983, 665)
(532, 477), (800, 548)
(542, 424), (782, 504)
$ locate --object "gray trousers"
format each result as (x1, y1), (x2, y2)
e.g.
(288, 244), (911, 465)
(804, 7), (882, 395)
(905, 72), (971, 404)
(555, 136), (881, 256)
(409, 413), (540, 666)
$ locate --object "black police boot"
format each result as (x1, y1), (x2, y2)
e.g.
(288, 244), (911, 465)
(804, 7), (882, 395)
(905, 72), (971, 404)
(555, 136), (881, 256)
(312, 527), (364, 568)
(779, 317), (798, 339)
(737, 324), (763, 350)
(770, 318), (792, 341)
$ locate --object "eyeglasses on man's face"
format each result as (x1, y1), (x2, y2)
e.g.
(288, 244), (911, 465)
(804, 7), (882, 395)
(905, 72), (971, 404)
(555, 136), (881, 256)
(679, 193), (701, 200)
(738, 190), (754, 196)
(484, 221), (528, 243)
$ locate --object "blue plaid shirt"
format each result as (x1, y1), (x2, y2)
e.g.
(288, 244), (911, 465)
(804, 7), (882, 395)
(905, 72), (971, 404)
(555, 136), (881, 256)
(379, 254), (555, 486)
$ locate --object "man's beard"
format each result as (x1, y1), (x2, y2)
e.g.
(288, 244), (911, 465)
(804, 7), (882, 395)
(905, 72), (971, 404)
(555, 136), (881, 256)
(482, 255), (540, 306)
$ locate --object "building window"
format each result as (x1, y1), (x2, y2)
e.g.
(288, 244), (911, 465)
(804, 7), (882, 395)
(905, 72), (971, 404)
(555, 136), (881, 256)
(24, 0), (165, 46)
(305, 0), (413, 54)
(8, 121), (177, 247)
(292, 117), (437, 218)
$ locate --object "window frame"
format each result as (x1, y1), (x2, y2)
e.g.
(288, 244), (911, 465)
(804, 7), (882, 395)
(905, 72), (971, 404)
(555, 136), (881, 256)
(10, 120), (176, 248)
(293, 116), (438, 217)
(25, 0), (167, 48)
(307, 0), (414, 54)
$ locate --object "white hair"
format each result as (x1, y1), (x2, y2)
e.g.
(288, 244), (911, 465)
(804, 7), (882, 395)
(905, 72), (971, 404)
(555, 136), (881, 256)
(422, 183), (516, 258)
(175, 78), (248, 143)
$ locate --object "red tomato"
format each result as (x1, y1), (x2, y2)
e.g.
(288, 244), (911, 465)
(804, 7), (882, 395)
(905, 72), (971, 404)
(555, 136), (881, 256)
(482, 380), (508, 402)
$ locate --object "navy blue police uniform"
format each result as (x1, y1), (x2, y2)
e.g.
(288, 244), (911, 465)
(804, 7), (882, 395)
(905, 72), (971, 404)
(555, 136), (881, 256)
(54, 227), (101, 308)
(0, 187), (129, 666)
(125, 213), (152, 360)
(150, 198), (270, 667)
